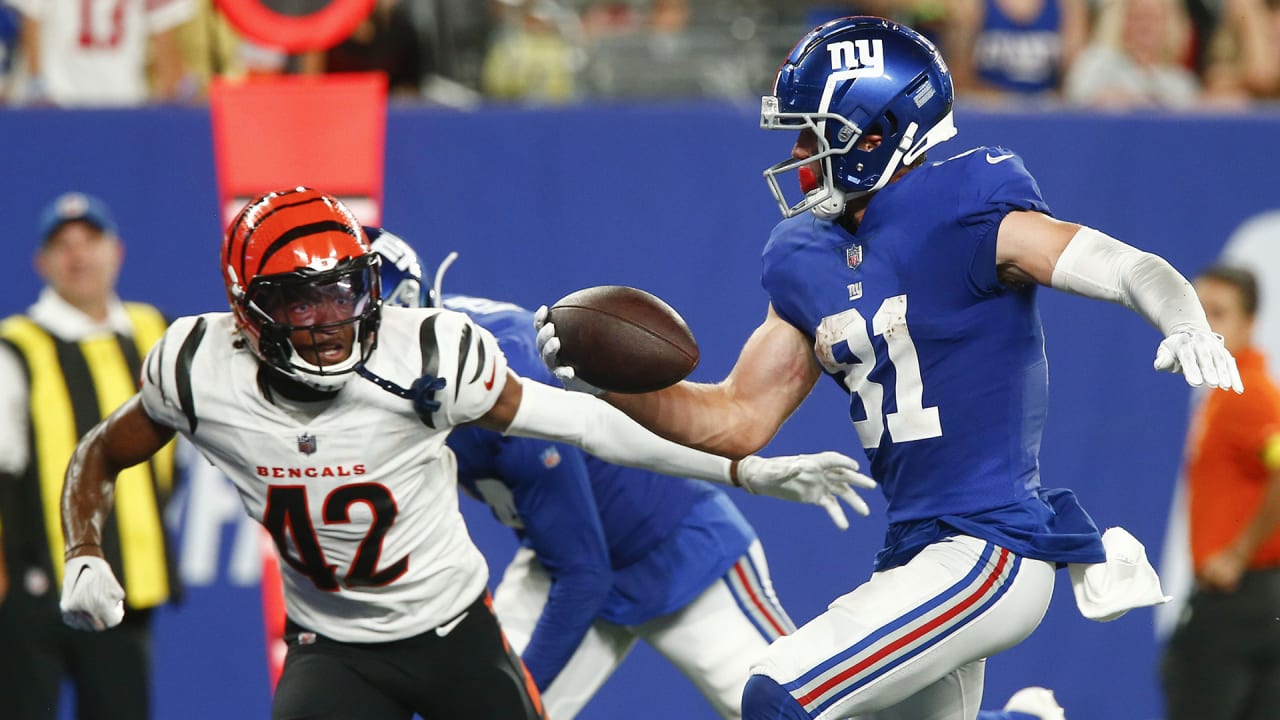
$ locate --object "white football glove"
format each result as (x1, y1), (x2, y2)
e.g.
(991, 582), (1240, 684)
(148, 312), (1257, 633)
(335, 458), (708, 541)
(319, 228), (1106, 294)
(60, 555), (125, 631)
(737, 452), (876, 530)
(1153, 328), (1243, 393)
(533, 305), (605, 396)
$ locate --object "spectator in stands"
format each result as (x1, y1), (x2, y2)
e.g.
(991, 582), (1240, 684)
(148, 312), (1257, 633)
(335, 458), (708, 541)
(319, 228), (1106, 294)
(173, 0), (246, 101)
(9, 0), (195, 106)
(1161, 264), (1280, 720)
(0, 192), (179, 720)
(581, 0), (692, 37)
(944, 0), (1089, 103)
(482, 0), (580, 104)
(299, 0), (424, 98)
(1199, 0), (1280, 103)
(1063, 0), (1201, 109)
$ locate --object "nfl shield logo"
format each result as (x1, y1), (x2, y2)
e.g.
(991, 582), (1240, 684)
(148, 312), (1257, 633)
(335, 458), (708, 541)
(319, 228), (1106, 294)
(846, 245), (863, 269)
(297, 433), (317, 455)
(540, 446), (561, 469)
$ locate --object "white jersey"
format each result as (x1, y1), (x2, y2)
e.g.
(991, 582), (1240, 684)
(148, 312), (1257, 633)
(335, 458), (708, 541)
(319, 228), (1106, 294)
(10, 0), (192, 106)
(140, 307), (509, 642)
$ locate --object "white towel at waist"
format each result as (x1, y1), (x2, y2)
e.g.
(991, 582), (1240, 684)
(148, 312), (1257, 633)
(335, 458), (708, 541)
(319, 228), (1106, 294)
(1069, 526), (1173, 622)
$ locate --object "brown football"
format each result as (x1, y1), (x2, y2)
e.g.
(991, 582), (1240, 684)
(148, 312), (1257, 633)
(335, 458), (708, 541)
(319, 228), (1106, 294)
(548, 285), (699, 393)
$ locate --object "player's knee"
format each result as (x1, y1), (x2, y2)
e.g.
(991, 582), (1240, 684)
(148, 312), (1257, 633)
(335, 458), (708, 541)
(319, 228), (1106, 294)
(741, 674), (810, 720)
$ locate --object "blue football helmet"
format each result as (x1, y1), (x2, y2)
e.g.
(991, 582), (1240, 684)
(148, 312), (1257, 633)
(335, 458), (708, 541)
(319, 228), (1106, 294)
(367, 226), (432, 308)
(761, 16), (956, 219)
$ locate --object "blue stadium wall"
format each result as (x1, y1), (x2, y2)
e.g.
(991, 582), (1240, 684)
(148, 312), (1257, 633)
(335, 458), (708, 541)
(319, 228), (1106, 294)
(2, 104), (1278, 720)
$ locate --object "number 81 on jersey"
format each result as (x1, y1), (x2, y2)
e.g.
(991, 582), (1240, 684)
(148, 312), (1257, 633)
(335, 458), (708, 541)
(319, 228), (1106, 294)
(816, 294), (942, 449)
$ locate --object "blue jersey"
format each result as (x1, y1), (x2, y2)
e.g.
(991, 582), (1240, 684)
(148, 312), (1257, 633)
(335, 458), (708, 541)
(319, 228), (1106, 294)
(441, 295), (755, 689)
(974, 0), (1064, 94)
(763, 147), (1105, 570)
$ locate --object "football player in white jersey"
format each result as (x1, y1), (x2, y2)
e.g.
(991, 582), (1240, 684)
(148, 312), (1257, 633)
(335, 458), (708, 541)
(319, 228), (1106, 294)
(56, 187), (874, 720)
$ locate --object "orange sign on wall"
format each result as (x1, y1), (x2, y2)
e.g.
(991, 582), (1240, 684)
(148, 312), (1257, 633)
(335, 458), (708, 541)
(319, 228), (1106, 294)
(210, 73), (388, 229)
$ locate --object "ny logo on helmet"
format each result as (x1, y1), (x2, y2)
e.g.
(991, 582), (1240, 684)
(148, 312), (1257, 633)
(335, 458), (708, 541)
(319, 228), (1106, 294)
(826, 39), (884, 77)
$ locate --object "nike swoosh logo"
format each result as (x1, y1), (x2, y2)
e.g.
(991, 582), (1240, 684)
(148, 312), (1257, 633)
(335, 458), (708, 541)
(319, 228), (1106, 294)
(986, 153), (1014, 165)
(435, 611), (468, 637)
(483, 362), (497, 391)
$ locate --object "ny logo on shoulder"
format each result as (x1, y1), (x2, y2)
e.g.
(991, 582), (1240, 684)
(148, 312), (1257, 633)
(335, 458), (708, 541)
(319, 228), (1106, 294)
(826, 39), (884, 77)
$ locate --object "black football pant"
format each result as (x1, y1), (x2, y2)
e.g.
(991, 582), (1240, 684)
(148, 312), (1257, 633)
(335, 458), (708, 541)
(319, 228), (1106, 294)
(0, 579), (151, 720)
(1161, 568), (1280, 720)
(272, 591), (545, 720)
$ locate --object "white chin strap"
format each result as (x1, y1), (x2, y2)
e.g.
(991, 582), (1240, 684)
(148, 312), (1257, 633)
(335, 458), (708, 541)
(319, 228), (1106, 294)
(284, 336), (366, 391)
(809, 187), (848, 220)
(293, 370), (353, 392)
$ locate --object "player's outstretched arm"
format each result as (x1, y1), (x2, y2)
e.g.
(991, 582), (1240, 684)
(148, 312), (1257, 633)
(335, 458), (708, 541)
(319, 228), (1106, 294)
(535, 304), (823, 458)
(996, 211), (1243, 393)
(473, 373), (875, 530)
(61, 395), (176, 631)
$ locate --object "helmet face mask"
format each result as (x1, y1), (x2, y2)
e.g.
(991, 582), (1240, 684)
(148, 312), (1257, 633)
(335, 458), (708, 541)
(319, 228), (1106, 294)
(761, 16), (957, 219)
(761, 96), (864, 219)
(246, 258), (380, 380)
(222, 188), (382, 391)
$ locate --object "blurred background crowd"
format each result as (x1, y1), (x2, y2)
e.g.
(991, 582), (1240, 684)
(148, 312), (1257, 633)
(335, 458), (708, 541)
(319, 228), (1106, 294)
(1, 0), (1278, 111)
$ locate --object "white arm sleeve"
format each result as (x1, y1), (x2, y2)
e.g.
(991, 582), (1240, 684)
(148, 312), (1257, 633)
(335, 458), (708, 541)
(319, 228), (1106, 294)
(1050, 226), (1211, 336)
(506, 377), (733, 485)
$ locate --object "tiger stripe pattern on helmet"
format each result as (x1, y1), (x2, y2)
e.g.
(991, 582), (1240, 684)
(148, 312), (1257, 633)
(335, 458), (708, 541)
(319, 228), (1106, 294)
(223, 187), (369, 297)
(219, 187), (382, 390)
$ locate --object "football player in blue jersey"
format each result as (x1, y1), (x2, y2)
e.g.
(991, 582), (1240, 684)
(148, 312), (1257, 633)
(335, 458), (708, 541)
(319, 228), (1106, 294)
(535, 15), (1243, 720)
(369, 227), (798, 719)
(372, 229), (1068, 720)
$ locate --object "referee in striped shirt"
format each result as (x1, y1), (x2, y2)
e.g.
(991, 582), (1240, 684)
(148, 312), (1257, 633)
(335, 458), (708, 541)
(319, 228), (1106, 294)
(0, 192), (177, 720)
